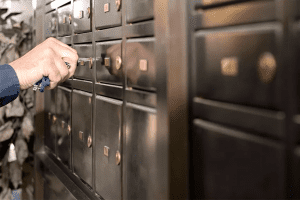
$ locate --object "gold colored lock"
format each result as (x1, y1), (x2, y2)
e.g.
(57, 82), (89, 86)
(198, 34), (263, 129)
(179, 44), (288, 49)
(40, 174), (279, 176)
(116, 151), (121, 165)
(67, 125), (71, 135)
(69, 14), (72, 24)
(89, 57), (93, 69)
(116, 56), (122, 70)
(87, 7), (91, 18)
(52, 115), (57, 124)
(87, 136), (92, 148)
(257, 52), (277, 84)
(115, 0), (121, 11)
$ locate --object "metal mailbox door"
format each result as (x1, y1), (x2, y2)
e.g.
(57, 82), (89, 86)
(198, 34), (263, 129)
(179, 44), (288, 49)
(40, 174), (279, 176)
(72, 90), (93, 186)
(56, 86), (72, 169)
(192, 119), (285, 199)
(126, 0), (153, 23)
(73, 0), (91, 34)
(96, 40), (122, 85)
(44, 89), (57, 153)
(126, 38), (156, 91)
(45, 11), (57, 39)
(125, 103), (157, 199)
(73, 44), (93, 81)
(95, 0), (122, 29)
(195, 25), (281, 109)
(58, 4), (72, 37)
(95, 96), (122, 200)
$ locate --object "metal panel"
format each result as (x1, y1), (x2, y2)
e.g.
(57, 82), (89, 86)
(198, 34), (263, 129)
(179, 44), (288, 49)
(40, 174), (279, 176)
(96, 40), (122, 85)
(73, 32), (93, 43)
(193, 0), (241, 7)
(125, 103), (157, 200)
(193, 97), (285, 139)
(58, 4), (72, 37)
(45, 0), (54, 5)
(45, 11), (57, 38)
(192, 119), (285, 199)
(195, 24), (281, 110)
(73, 0), (91, 34)
(126, 38), (156, 91)
(193, 1), (276, 29)
(126, 89), (156, 108)
(95, 96), (122, 200)
(73, 44), (93, 81)
(72, 90), (93, 187)
(127, 0), (153, 23)
(94, 27), (122, 42)
(72, 79), (93, 93)
(57, 36), (71, 45)
(56, 87), (72, 169)
(95, 83), (123, 100)
(125, 21), (154, 38)
(95, 0), (122, 30)
(44, 88), (57, 153)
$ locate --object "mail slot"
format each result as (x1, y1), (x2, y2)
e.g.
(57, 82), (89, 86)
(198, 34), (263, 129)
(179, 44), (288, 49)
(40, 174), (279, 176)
(195, 25), (281, 109)
(73, 44), (93, 81)
(44, 88), (57, 154)
(72, 90), (93, 186)
(73, 0), (91, 33)
(127, 0), (153, 23)
(45, 11), (57, 38)
(95, 96), (122, 200)
(95, 0), (122, 30)
(96, 40), (122, 85)
(126, 38), (155, 91)
(58, 4), (72, 37)
(125, 103), (157, 199)
(192, 119), (285, 199)
(56, 86), (72, 169)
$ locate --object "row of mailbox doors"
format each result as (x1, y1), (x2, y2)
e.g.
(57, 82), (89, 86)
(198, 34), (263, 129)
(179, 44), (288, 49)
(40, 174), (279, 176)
(44, 86), (157, 200)
(45, 0), (154, 37)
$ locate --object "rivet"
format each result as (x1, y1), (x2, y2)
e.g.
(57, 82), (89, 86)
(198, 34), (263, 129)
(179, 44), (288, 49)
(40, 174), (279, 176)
(258, 52), (277, 84)
(87, 136), (92, 148)
(116, 56), (122, 70)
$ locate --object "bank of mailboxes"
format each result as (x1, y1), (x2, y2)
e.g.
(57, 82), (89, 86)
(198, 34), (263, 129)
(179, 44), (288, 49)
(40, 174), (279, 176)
(44, 0), (156, 199)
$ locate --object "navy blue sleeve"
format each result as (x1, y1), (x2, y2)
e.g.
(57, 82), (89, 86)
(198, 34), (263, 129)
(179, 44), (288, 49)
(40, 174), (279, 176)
(0, 64), (20, 107)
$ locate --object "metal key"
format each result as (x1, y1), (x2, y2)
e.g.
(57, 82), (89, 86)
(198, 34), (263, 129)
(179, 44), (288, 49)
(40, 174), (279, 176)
(33, 62), (71, 92)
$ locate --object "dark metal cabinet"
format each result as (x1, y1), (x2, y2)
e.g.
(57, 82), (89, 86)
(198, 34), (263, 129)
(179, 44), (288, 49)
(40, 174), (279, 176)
(96, 40), (122, 85)
(44, 89), (57, 153)
(126, 38), (156, 91)
(125, 103), (157, 200)
(193, 1), (276, 29)
(45, 11), (57, 38)
(126, 0), (154, 23)
(73, 44), (93, 81)
(95, 0), (122, 30)
(95, 96), (122, 200)
(56, 86), (72, 169)
(58, 4), (72, 37)
(73, 0), (91, 34)
(193, 0), (237, 7)
(195, 25), (281, 109)
(72, 90), (93, 187)
(192, 119), (285, 199)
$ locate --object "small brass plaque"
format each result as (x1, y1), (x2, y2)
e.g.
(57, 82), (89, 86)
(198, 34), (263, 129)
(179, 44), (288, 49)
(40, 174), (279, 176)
(139, 59), (148, 71)
(104, 3), (110, 13)
(104, 146), (109, 157)
(221, 57), (238, 77)
(104, 57), (111, 67)
(79, 131), (83, 141)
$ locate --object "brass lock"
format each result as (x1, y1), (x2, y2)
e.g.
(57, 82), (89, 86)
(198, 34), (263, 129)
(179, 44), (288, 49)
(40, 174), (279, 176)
(116, 56), (122, 70)
(115, 0), (121, 11)
(116, 151), (121, 165)
(67, 124), (71, 135)
(257, 52), (277, 84)
(89, 57), (93, 69)
(87, 7), (91, 18)
(69, 14), (72, 24)
(87, 136), (92, 148)
(61, 121), (65, 129)
(52, 115), (57, 124)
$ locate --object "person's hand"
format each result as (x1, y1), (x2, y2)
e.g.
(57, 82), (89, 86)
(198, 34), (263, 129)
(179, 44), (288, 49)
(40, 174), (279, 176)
(9, 37), (78, 90)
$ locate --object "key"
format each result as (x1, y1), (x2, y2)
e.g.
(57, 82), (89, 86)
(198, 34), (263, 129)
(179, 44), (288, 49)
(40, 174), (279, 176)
(8, 143), (17, 163)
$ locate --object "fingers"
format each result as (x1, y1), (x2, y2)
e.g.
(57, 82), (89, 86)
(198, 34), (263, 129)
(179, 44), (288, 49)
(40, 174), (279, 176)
(46, 37), (77, 54)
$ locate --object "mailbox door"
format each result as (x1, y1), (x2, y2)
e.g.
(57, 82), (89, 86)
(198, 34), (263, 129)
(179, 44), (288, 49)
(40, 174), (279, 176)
(73, 0), (91, 33)
(58, 4), (72, 37)
(73, 44), (94, 81)
(126, 0), (153, 23)
(95, 0), (122, 29)
(45, 11), (57, 38)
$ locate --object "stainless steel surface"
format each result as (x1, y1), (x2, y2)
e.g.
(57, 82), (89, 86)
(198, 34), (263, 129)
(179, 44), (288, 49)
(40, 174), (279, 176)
(96, 40), (122, 85)
(56, 86), (72, 169)
(195, 23), (281, 109)
(72, 90), (93, 187)
(193, 0), (237, 7)
(72, 79), (93, 93)
(94, 27), (122, 41)
(73, 32), (93, 43)
(192, 119), (285, 199)
(95, 0), (122, 29)
(125, 103), (157, 199)
(193, 1), (276, 29)
(115, 56), (122, 70)
(58, 4), (72, 36)
(45, 11), (57, 38)
(58, 36), (72, 45)
(126, 0), (153, 23)
(126, 37), (155, 91)
(126, 89), (157, 108)
(73, 44), (93, 80)
(95, 82), (123, 100)
(95, 95), (122, 200)
(73, 0), (91, 33)
(125, 21), (154, 38)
